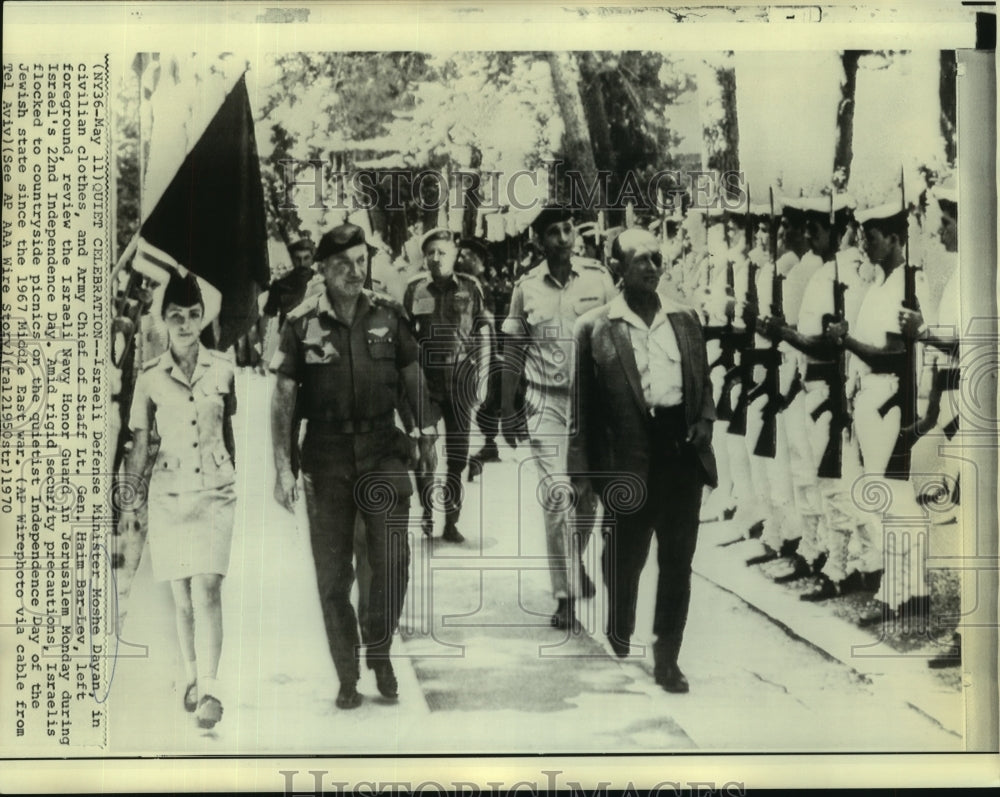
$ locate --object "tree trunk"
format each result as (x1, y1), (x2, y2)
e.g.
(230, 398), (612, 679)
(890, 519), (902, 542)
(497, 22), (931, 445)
(706, 63), (741, 203)
(939, 50), (958, 167)
(545, 51), (600, 216)
(462, 144), (483, 238)
(833, 50), (862, 188)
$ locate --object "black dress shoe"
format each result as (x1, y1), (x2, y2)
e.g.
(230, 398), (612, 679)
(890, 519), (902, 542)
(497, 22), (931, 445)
(550, 598), (579, 631)
(608, 636), (630, 659)
(746, 520), (765, 539)
(473, 443), (500, 463)
(746, 546), (779, 566)
(579, 568), (596, 599)
(654, 663), (690, 694)
(928, 633), (961, 669)
(779, 537), (802, 557)
(772, 555), (810, 583)
(837, 570), (867, 595)
(862, 569), (883, 592)
(467, 458), (482, 483)
(335, 683), (363, 710)
(442, 523), (465, 543)
(800, 574), (838, 601)
(369, 660), (398, 699)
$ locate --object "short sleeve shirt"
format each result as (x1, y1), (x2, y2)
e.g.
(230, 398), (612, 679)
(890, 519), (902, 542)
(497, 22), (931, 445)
(270, 289), (419, 422)
(501, 257), (617, 390)
(852, 263), (933, 379)
(129, 345), (236, 493)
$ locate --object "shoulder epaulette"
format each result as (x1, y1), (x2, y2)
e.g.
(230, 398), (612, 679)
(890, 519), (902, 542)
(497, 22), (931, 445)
(286, 292), (321, 322)
(367, 289), (407, 317)
(574, 256), (610, 274)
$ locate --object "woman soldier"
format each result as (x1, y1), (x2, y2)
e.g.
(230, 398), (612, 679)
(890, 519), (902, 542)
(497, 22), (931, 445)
(120, 272), (238, 730)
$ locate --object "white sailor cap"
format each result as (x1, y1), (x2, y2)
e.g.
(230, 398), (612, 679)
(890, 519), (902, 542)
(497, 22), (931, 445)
(854, 203), (907, 225)
(784, 194), (856, 214)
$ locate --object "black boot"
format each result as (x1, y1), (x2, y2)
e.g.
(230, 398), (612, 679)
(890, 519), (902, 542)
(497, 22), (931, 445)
(772, 554), (811, 583)
(472, 441), (500, 463)
(551, 597), (579, 631)
(800, 573), (838, 601)
(335, 682), (362, 709)
(837, 570), (867, 596)
(746, 544), (779, 566)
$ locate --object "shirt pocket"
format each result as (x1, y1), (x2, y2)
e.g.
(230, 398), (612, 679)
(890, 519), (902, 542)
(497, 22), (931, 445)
(572, 295), (603, 317)
(367, 331), (396, 360)
(150, 454), (185, 493)
(524, 296), (556, 328)
(205, 445), (236, 488)
(304, 341), (340, 364)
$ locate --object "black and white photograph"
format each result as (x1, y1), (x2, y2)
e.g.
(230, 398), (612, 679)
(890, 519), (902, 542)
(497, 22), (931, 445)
(1, 1), (997, 791)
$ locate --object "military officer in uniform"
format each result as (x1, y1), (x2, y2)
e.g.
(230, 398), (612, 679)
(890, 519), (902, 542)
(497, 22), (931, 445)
(501, 203), (618, 631)
(403, 229), (490, 542)
(271, 223), (439, 710)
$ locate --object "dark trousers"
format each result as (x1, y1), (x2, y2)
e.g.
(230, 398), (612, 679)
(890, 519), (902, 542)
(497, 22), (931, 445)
(302, 471), (410, 686)
(416, 393), (472, 524)
(602, 407), (703, 667)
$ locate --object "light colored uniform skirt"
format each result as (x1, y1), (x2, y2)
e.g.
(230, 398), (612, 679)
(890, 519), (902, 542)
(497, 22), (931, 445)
(147, 485), (237, 582)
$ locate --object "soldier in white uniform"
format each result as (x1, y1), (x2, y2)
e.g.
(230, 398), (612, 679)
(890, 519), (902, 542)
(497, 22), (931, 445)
(826, 202), (935, 627)
(501, 203), (618, 631)
(759, 196), (857, 583)
(767, 197), (885, 598)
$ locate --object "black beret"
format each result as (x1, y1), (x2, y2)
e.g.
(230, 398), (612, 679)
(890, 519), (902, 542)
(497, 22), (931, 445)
(161, 271), (203, 313)
(530, 203), (575, 238)
(315, 224), (375, 262)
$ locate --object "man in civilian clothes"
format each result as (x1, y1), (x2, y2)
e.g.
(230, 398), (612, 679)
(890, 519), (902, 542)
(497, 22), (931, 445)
(571, 228), (717, 693)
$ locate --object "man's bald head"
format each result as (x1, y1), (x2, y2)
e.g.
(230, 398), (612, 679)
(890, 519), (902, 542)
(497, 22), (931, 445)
(612, 228), (660, 266)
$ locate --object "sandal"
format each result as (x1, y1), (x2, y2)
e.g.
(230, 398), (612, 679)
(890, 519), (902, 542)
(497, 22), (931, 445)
(195, 694), (223, 729)
(183, 681), (198, 713)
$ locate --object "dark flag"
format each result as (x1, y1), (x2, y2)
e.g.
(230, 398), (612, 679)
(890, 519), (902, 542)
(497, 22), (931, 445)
(139, 73), (270, 351)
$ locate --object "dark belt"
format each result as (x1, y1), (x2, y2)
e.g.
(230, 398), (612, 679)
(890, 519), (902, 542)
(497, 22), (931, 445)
(306, 410), (395, 434)
(649, 404), (687, 438)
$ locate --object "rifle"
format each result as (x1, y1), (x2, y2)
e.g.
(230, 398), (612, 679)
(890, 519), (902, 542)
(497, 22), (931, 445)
(727, 188), (763, 437)
(753, 189), (786, 458)
(806, 194), (851, 479)
(878, 175), (919, 480)
(703, 230), (741, 421)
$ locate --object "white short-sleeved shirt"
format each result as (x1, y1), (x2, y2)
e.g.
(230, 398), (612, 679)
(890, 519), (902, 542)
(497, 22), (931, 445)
(852, 263), (934, 378)
(502, 257), (617, 391)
